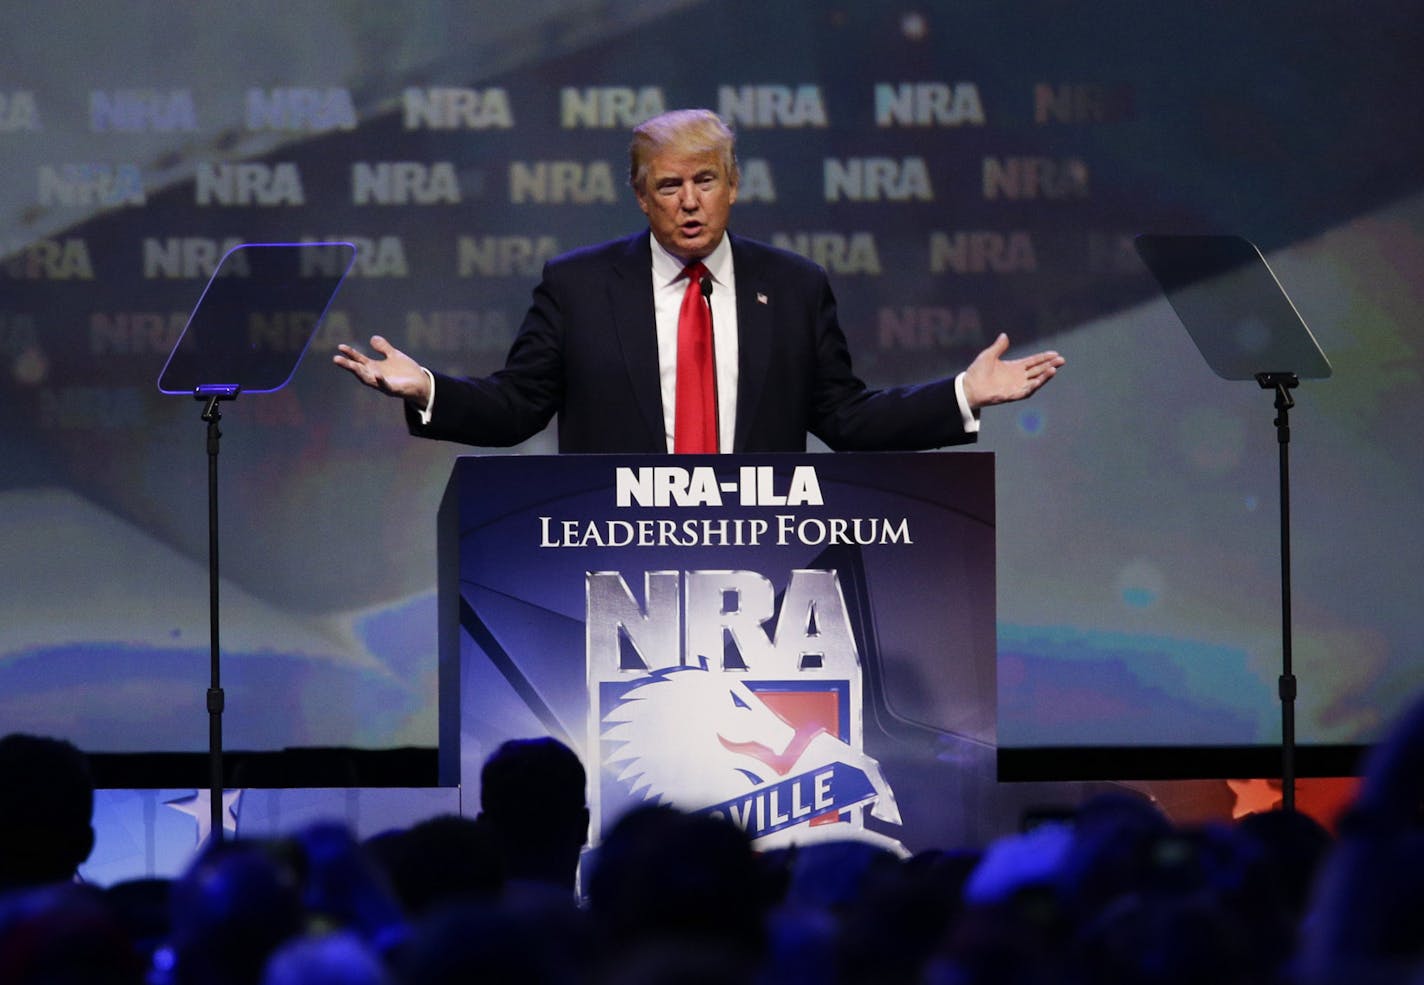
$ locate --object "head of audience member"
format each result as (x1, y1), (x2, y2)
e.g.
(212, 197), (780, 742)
(1069, 887), (1257, 985)
(396, 895), (589, 985)
(833, 848), (980, 985)
(260, 930), (391, 985)
(0, 733), (95, 890)
(0, 883), (144, 985)
(365, 814), (503, 917)
(476, 737), (588, 894)
(1227, 807), (1333, 978)
(628, 108), (740, 263)
(101, 877), (173, 975)
(587, 804), (767, 965)
(165, 839), (307, 985)
(288, 821), (406, 957)
(1297, 689), (1424, 983)
(937, 821), (1076, 985)
(778, 839), (901, 915)
(1054, 790), (1174, 915)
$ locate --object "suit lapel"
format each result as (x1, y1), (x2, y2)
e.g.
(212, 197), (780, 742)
(731, 235), (773, 453)
(607, 234), (665, 448)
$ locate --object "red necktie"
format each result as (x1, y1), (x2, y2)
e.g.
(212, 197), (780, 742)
(673, 262), (717, 453)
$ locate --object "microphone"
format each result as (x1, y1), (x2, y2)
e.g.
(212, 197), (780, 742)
(700, 273), (719, 445)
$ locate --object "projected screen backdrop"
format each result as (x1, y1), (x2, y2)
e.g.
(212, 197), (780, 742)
(1, 0), (1420, 779)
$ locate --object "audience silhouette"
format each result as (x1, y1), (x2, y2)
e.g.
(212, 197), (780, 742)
(164, 838), (307, 985)
(0, 733), (95, 891)
(6, 714), (1424, 983)
(586, 803), (768, 971)
(366, 813), (504, 918)
(475, 736), (589, 895)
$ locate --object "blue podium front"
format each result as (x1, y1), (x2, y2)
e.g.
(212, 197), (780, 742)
(439, 452), (995, 855)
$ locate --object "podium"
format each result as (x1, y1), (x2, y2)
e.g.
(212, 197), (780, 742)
(438, 452), (998, 854)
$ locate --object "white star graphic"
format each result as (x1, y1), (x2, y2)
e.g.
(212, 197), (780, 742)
(164, 789), (244, 847)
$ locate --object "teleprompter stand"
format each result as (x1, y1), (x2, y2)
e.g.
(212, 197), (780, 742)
(1136, 234), (1331, 813)
(157, 242), (355, 843)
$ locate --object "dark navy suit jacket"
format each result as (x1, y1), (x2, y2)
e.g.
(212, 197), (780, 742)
(408, 231), (975, 453)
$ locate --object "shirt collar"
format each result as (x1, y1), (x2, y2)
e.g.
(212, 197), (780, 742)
(649, 232), (733, 287)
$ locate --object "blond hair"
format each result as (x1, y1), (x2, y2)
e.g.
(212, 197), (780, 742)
(628, 108), (739, 192)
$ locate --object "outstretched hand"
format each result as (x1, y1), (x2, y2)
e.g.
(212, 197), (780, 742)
(333, 335), (431, 406)
(961, 333), (1065, 410)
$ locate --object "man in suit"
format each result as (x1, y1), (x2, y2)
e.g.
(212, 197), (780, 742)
(334, 108), (1064, 453)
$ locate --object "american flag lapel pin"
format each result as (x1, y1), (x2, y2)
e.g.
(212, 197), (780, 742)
(756, 292), (768, 304)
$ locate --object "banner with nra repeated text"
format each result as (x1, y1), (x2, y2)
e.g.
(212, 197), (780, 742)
(442, 452), (995, 853)
(5, 1), (1420, 787)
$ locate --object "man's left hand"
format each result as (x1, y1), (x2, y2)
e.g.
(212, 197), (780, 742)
(962, 333), (1065, 409)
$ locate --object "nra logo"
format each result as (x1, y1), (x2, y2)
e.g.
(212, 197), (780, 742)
(929, 231), (1037, 274)
(588, 568), (854, 674)
(89, 89), (196, 133)
(560, 86), (666, 128)
(509, 161), (617, 204)
(89, 312), (187, 355)
(1033, 83), (1134, 125)
(718, 85), (827, 128)
(615, 465), (824, 508)
(352, 162), (461, 205)
(405, 309), (513, 354)
(983, 156), (1089, 201)
(874, 82), (984, 127)
(770, 232), (880, 276)
(2, 240), (94, 280)
(38, 164), (145, 207)
(825, 157), (933, 203)
(142, 237), (246, 279)
(195, 163), (304, 206)
(403, 87), (512, 130)
(587, 567), (901, 848)
(247, 309), (355, 354)
(303, 236), (407, 277)
(878, 306), (985, 351)
(245, 87), (355, 132)
(457, 235), (560, 277)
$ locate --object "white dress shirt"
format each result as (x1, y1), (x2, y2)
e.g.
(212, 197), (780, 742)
(649, 233), (739, 452)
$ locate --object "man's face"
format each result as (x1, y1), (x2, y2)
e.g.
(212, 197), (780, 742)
(634, 147), (739, 262)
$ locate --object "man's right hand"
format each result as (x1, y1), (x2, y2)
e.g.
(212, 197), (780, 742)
(333, 335), (432, 407)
